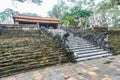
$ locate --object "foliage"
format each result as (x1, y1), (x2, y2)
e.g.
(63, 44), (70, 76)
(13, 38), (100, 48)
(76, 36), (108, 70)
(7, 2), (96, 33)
(48, 0), (69, 18)
(93, 0), (120, 27)
(64, 16), (78, 26)
(70, 6), (92, 19)
(0, 8), (39, 23)
(0, 8), (15, 23)
(48, 0), (92, 27)
(22, 13), (39, 16)
(60, 12), (71, 24)
(76, 0), (95, 10)
(97, 0), (113, 12)
(110, 7), (120, 27)
(0, 12), (7, 22)
(61, 6), (92, 27)
(81, 17), (90, 28)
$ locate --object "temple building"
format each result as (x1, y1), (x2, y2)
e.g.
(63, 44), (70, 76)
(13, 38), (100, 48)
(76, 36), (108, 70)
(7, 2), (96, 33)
(13, 15), (61, 29)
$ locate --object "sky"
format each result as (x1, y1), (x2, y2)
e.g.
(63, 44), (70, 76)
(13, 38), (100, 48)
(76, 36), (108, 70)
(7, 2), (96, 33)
(0, 0), (102, 17)
(0, 0), (58, 17)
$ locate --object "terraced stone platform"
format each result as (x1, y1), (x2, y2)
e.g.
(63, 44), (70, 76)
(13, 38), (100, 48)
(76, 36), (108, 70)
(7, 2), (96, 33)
(0, 30), (70, 78)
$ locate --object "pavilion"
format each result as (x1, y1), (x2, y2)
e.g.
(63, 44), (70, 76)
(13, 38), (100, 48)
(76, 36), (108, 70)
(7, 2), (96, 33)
(13, 15), (61, 29)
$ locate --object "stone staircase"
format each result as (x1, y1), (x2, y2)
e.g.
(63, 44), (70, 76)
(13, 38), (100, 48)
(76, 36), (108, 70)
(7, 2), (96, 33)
(0, 30), (69, 78)
(66, 33), (112, 62)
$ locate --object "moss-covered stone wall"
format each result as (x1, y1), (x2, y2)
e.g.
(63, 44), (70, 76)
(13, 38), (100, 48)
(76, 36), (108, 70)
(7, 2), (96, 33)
(108, 30), (120, 55)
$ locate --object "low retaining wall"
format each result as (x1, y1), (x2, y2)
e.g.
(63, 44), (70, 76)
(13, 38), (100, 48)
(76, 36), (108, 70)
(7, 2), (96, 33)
(0, 30), (40, 37)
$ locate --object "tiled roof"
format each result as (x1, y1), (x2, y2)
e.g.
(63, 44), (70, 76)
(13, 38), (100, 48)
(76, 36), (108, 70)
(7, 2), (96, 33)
(13, 15), (60, 24)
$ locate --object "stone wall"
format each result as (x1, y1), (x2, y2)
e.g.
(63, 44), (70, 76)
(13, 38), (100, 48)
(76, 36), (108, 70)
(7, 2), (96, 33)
(0, 24), (39, 37)
(0, 30), (40, 37)
(0, 24), (38, 31)
(108, 30), (120, 55)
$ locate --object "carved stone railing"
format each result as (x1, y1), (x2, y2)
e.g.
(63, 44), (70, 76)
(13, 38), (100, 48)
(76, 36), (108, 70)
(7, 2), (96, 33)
(53, 32), (70, 52)
(61, 27), (83, 37)
(40, 27), (49, 35)
(83, 32), (114, 54)
(40, 27), (69, 50)
(82, 33), (98, 46)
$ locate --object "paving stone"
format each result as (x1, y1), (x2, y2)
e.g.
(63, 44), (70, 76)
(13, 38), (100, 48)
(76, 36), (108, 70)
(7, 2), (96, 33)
(67, 77), (77, 80)
(0, 55), (120, 80)
(89, 77), (98, 80)
(62, 75), (70, 79)
(102, 77), (112, 80)
(4, 77), (16, 80)
(87, 71), (97, 77)
(15, 73), (26, 80)
(46, 75), (65, 80)
(89, 67), (99, 71)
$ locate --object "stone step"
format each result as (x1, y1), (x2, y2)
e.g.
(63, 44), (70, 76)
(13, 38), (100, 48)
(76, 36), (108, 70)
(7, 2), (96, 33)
(75, 51), (108, 58)
(73, 49), (104, 54)
(68, 38), (87, 41)
(68, 44), (95, 49)
(70, 41), (88, 43)
(76, 53), (112, 62)
(0, 53), (68, 64)
(69, 46), (99, 51)
(68, 43), (92, 46)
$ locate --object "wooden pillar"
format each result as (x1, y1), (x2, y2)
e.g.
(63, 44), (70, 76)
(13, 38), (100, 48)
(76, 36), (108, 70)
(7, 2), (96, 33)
(57, 24), (60, 29)
(47, 24), (49, 28)
(37, 23), (40, 30)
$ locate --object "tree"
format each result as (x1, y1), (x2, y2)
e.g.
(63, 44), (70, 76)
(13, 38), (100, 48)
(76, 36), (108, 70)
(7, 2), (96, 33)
(93, 0), (120, 27)
(110, 7), (120, 27)
(62, 0), (93, 27)
(48, 0), (69, 18)
(0, 8), (39, 23)
(64, 16), (78, 26)
(75, 0), (95, 10)
(60, 12), (71, 24)
(97, 0), (113, 12)
(70, 6), (92, 19)
(61, 6), (92, 27)
(0, 12), (7, 23)
(22, 13), (39, 16)
(0, 8), (15, 23)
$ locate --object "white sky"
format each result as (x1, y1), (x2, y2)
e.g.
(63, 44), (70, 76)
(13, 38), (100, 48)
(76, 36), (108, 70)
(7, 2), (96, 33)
(0, 0), (102, 17)
(0, 0), (58, 17)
